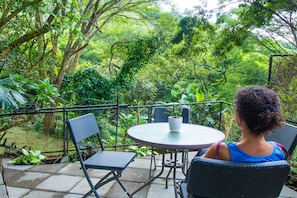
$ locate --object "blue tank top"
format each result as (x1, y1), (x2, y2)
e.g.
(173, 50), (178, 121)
(226, 141), (285, 162)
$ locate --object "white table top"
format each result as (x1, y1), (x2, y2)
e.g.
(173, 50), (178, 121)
(127, 123), (225, 150)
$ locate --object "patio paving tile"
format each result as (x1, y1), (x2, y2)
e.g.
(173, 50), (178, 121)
(0, 185), (7, 198)
(35, 175), (82, 192)
(57, 163), (85, 177)
(30, 163), (67, 174)
(146, 183), (175, 198)
(21, 190), (66, 198)
(70, 177), (114, 197)
(6, 186), (30, 198)
(5, 170), (50, 188)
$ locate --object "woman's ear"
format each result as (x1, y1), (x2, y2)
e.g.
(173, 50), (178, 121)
(236, 111), (243, 130)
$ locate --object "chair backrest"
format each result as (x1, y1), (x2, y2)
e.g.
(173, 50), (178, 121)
(265, 122), (297, 155)
(181, 107), (190, 123)
(154, 107), (168, 122)
(187, 157), (290, 198)
(67, 113), (100, 144)
(154, 107), (190, 123)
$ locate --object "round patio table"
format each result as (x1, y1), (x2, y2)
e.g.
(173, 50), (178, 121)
(128, 123), (225, 150)
(127, 123), (225, 198)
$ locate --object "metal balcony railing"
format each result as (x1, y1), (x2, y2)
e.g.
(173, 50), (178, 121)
(0, 101), (245, 156)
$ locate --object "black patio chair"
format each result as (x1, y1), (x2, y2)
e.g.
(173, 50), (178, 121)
(154, 107), (169, 122)
(153, 107), (190, 123)
(265, 122), (297, 156)
(180, 157), (290, 198)
(67, 113), (136, 198)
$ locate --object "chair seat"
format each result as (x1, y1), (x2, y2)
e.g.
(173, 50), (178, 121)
(84, 150), (136, 170)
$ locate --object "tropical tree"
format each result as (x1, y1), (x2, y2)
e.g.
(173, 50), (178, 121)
(62, 33), (162, 105)
(0, 0), (164, 133)
(217, 0), (297, 53)
(213, 0), (297, 120)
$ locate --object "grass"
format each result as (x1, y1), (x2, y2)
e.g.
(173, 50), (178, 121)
(0, 126), (66, 156)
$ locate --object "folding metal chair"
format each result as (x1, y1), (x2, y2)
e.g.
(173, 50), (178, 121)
(67, 113), (136, 198)
(154, 107), (169, 122)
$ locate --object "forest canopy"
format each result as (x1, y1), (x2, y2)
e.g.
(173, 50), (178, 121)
(0, 0), (296, 122)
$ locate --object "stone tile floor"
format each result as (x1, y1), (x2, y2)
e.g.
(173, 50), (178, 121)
(1, 152), (297, 198)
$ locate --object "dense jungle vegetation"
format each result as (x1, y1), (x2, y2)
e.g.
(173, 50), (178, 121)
(1, 1), (296, 112)
(0, 0), (297, 161)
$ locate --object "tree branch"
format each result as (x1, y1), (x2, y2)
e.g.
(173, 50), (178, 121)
(0, 2), (61, 54)
(0, 0), (43, 29)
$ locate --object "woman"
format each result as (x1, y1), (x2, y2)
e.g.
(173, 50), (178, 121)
(177, 86), (287, 190)
(203, 85), (287, 161)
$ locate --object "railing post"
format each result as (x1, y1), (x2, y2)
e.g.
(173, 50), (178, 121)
(218, 101), (223, 130)
(148, 106), (153, 123)
(115, 86), (120, 151)
(63, 107), (68, 156)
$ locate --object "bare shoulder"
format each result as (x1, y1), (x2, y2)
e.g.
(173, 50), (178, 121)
(217, 142), (231, 160)
(203, 142), (231, 161)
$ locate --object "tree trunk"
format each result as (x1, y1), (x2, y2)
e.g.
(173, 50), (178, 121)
(44, 113), (56, 134)
(68, 44), (83, 73)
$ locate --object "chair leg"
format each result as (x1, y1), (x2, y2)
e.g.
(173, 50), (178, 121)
(84, 170), (131, 198)
(83, 190), (100, 198)
(113, 171), (132, 196)
(83, 183), (100, 198)
(84, 171), (113, 198)
(94, 171), (114, 189)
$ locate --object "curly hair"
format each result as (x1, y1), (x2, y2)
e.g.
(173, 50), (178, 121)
(235, 86), (284, 135)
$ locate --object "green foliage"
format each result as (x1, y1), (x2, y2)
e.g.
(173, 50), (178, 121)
(60, 151), (78, 163)
(0, 75), (27, 110)
(52, 113), (65, 138)
(114, 35), (161, 87)
(29, 79), (60, 108)
(119, 112), (146, 144)
(128, 145), (155, 157)
(119, 113), (137, 144)
(223, 0), (297, 53)
(62, 66), (113, 105)
(97, 116), (117, 147)
(164, 103), (183, 117)
(9, 149), (46, 165)
(190, 102), (222, 128)
(79, 50), (102, 65)
(270, 55), (297, 121)
(171, 80), (205, 103)
(214, 51), (267, 102)
(123, 78), (158, 105)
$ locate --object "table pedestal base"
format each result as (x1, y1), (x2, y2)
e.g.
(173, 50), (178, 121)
(130, 149), (184, 198)
(164, 159), (183, 188)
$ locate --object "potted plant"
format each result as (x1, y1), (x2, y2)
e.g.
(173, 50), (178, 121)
(165, 103), (183, 132)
